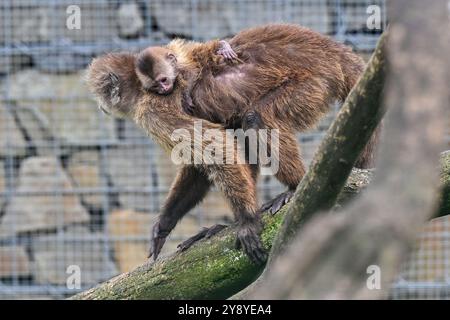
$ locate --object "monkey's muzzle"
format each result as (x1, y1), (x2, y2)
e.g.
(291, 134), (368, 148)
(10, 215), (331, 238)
(157, 84), (174, 95)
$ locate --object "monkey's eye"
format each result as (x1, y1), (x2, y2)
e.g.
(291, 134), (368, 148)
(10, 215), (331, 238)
(167, 53), (176, 62)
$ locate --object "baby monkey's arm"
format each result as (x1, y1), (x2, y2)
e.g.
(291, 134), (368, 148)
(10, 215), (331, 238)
(217, 40), (238, 61)
(182, 40), (238, 114)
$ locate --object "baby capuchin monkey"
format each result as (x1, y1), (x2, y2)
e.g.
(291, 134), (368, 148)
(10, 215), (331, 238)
(135, 40), (238, 114)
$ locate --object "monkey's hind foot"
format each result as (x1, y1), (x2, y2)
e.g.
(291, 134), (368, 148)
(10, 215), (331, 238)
(236, 223), (267, 264)
(178, 224), (227, 252)
(260, 190), (295, 215)
(148, 220), (170, 261)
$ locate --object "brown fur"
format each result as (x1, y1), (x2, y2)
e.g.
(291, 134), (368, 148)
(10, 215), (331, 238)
(86, 24), (378, 263)
(86, 51), (265, 263)
(165, 24), (375, 189)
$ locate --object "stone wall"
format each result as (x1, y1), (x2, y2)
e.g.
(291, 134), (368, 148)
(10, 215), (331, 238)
(0, 0), (336, 74)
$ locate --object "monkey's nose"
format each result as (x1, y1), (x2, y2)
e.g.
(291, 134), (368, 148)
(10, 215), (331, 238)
(160, 77), (168, 84)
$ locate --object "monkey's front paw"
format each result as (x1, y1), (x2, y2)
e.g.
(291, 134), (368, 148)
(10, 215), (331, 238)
(260, 190), (295, 215)
(236, 224), (267, 264)
(217, 40), (239, 62)
(148, 221), (170, 261)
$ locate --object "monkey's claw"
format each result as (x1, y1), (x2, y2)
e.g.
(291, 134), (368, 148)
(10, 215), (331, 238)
(178, 224), (227, 252)
(236, 224), (267, 264)
(260, 190), (295, 215)
(148, 221), (169, 261)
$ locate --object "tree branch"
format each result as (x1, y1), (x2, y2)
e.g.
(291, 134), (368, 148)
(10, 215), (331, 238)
(71, 153), (449, 299)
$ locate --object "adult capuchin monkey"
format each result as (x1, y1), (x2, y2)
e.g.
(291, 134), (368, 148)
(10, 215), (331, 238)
(87, 24), (379, 264)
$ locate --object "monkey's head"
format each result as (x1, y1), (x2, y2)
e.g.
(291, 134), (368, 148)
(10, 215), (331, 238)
(135, 46), (178, 95)
(86, 52), (142, 119)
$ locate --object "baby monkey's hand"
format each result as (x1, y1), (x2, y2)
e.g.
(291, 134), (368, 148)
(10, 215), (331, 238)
(217, 40), (240, 63)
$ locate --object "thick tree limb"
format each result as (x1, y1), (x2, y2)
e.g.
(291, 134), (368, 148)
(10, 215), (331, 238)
(70, 169), (369, 299)
(71, 153), (449, 299)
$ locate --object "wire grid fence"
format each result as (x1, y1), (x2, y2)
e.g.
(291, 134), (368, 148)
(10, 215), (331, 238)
(0, 0), (448, 300)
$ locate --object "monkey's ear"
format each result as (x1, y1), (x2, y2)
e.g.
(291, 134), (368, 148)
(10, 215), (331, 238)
(109, 72), (119, 86)
(108, 72), (121, 105)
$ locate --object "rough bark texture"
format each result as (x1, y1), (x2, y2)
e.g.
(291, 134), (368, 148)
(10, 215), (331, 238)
(71, 154), (449, 300)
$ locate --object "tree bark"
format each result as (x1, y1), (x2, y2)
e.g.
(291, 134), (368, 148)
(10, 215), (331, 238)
(71, 154), (449, 300)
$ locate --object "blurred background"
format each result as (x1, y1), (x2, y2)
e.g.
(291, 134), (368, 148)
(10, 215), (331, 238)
(0, 0), (449, 299)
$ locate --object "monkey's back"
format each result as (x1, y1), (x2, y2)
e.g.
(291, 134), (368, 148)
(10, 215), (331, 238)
(193, 24), (365, 131)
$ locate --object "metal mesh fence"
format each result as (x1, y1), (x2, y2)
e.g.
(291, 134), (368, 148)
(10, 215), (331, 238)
(0, 0), (448, 299)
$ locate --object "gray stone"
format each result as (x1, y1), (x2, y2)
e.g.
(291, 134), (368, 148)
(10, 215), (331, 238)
(118, 119), (148, 141)
(117, 3), (145, 38)
(0, 54), (32, 75)
(3, 69), (117, 144)
(0, 245), (30, 277)
(0, 157), (89, 238)
(0, 161), (4, 210)
(107, 209), (201, 272)
(0, 2), (117, 44)
(12, 105), (56, 156)
(150, 0), (330, 40)
(33, 52), (92, 74)
(0, 104), (27, 157)
(106, 146), (158, 212)
(67, 151), (104, 208)
(107, 209), (157, 273)
(0, 6), (44, 44)
(32, 226), (117, 285)
(340, 0), (386, 33)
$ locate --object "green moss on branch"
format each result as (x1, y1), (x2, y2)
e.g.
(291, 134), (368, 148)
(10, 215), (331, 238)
(71, 158), (448, 300)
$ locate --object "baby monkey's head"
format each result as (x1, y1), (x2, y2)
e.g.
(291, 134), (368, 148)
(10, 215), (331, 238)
(136, 46), (178, 95)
